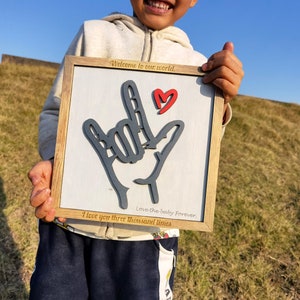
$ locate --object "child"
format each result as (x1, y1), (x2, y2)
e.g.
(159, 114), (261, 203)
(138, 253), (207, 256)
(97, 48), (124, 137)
(28, 1), (244, 299)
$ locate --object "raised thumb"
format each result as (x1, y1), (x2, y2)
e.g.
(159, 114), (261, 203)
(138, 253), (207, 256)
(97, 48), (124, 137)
(223, 41), (234, 52)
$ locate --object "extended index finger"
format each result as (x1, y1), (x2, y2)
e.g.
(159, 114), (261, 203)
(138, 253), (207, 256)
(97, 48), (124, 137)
(121, 80), (156, 144)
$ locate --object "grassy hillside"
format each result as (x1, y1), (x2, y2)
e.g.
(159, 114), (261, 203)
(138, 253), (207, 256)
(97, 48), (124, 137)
(0, 62), (299, 299)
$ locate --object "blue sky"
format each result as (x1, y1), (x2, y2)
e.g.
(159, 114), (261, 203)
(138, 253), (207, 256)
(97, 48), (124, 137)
(2, 0), (300, 104)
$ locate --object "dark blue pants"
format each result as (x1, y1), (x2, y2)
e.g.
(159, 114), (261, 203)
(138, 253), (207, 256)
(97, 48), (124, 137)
(29, 221), (177, 299)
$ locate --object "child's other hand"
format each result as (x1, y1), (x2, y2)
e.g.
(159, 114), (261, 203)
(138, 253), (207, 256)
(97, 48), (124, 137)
(202, 41), (244, 104)
(28, 160), (65, 223)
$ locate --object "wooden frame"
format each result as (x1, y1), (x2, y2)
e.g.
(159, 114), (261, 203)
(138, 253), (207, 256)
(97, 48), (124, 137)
(52, 56), (224, 231)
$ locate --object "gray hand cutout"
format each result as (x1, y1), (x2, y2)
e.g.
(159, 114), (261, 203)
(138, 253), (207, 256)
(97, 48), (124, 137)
(83, 80), (184, 209)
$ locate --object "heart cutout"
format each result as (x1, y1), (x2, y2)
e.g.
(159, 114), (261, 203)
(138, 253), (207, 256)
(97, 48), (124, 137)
(153, 88), (178, 114)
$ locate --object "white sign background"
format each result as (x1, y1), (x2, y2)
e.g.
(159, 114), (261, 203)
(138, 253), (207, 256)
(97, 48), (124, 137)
(60, 66), (214, 222)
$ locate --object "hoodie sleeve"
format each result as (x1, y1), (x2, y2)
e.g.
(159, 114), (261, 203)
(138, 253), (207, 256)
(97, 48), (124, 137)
(38, 26), (85, 160)
(221, 103), (232, 138)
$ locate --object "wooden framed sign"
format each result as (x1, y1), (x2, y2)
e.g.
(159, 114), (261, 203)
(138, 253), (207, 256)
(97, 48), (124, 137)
(52, 55), (224, 231)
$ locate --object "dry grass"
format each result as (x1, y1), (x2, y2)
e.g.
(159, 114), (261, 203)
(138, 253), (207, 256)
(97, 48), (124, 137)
(0, 63), (57, 298)
(0, 63), (299, 299)
(175, 97), (300, 299)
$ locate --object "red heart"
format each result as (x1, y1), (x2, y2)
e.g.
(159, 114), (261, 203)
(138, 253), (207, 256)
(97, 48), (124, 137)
(153, 88), (178, 115)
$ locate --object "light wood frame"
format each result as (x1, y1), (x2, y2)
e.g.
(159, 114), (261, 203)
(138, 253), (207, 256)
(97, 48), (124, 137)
(52, 56), (224, 231)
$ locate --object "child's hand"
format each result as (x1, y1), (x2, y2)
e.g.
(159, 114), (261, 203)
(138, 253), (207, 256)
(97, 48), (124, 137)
(28, 160), (64, 222)
(202, 42), (244, 104)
